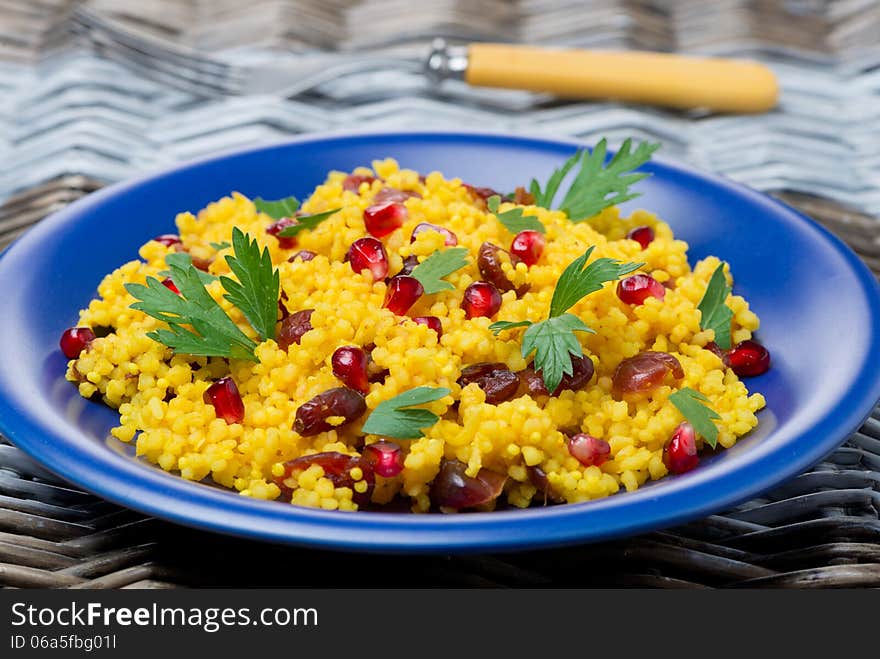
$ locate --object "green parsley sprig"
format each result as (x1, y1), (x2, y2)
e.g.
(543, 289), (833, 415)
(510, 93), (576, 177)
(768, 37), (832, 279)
(490, 246), (643, 392)
(410, 247), (469, 294)
(698, 263), (734, 350)
(486, 195), (545, 234)
(361, 386), (452, 439)
(668, 387), (721, 448)
(126, 228), (280, 362)
(529, 138), (660, 221)
(276, 208), (341, 238)
(253, 194), (340, 239)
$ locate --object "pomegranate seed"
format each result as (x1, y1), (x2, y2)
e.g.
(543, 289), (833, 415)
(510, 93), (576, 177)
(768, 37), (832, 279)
(627, 225), (655, 249)
(288, 250), (316, 262)
(161, 277), (180, 294)
(383, 276), (423, 315)
(410, 222), (458, 246)
(346, 237), (388, 281)
(664, 422), (699, 474)
(363, 202), (407, 238)
(152, 234), (181, 247)
(266, 218), (298, 249)
(462, 281), (502, 319)
(510, 230), (545, 267)
(203, 376), (245, 425)
(59, 327), (96, 358)
(362, 440), (405, 478)
(342, 174), (376, 192)
(412, 316), (443, 337)
(726, 339), (771, 377)
(616, 274), (666, 305)
(567, 433), (611, 467)
(331, 346), (370, 394)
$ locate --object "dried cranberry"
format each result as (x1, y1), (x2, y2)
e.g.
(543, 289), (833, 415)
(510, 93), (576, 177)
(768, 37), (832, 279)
(288, 250), (316, 262)
(277, 309), (314, 350)
(362, 440), (405, 478)
(410, 222), (458, 246)
(373, 187), (421, 204)
(60, 327), (96, 358)
(458, 363), (520, 404)
(152, 234), (182, 247)
(293, 387), (367, 436)
(396, 254), (420, 277)
(617, 274), (665, 305)
(463, 184), (502, 206)
(342, 174), (376, 192)
(627, 225), (655, 249)
(664, 422), (699, 474)
(512, 186), (536, 205)
(462, 281), (502, 319)
(477, 242), (528, 295)
(203, 376), (245, 424)
(510, 230), (545, 267)
(567, 433), (611, 467)
(346, 237), (389, 281)
(331, 346), (370, 394)
(430, 459), (507, 510)
(383, 276), (423, 315)
(363, 202), (407, 238)
(266, 217), (298, 250)
(275, 451), (374, 506)
(705, 341), (727, 360)
(612, 351), (684, 397)
(726, 339), (771, 377)
(527, 465), (564, 504)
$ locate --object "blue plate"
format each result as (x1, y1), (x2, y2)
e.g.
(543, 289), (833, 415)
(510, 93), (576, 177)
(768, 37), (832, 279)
(1, 130), (879, 553)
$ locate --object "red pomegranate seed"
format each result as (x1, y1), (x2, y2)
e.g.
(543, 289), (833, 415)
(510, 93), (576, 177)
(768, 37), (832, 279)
(567, 433), (611, 467)
(627, 225), (655, 249)
(288, 250), (316, 262)
(510, 230), (545, 267)
(383, 276), (423, 315)
(331, 346), (370, 394)
(363, 202), (407, 238)
(726, 339), (771, 377)
(412, 316), (443, 337)
(161, 277), (180, 295)
(266, 217), (298, 249)
(152, 234), (181, 247)
(410, 222), (458, 246)
(616, 274), (666, 305)
(59, 327), (96, 358)
(664, 422), (699, 474)
(462, 281), (502, 319)
(362, 440), (405, 478)
(342, 174), (376, 192)
(346, 237), (388, 281)
(203, 376), (245, 425)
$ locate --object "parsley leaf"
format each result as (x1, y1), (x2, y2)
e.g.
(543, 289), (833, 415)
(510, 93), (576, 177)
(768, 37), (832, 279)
(493, 246), (644, 392)
(668, 387), (721, 448)
(126, 259), (258, 362)
(254, 195), (299, 220)
(276, 208), (342, 238)
(220, 227), (280, 342)
(410, 247), (469, 294)
(361, 386), (452, 439)
(159, 252), (217, 285)
(210, 241), (231, 250)
(487, 195), (546, 234)
(530, 138), (660, 221)
(698, 263), (734, 350)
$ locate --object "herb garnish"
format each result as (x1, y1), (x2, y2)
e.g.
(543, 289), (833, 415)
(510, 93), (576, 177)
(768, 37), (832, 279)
(254, 195), (299, 220)
(159, 253), (217, 285)
(410, 247), (469, 294)
(220, 227), (280, 342)
(276, 208), (341, 238)
(210, 241), (231, 250)
(490, 246), (643, 392)
(529, 138), (660, 221)
(697, 263), (734, 350)
(126, 228), (280, 362)
(486, 195), (545, 234)
(668, 387), (721, 448)
(361, 386), (452, 439)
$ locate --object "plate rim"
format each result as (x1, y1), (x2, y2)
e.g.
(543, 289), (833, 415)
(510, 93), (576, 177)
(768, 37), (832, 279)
(1, 128), (879, 553)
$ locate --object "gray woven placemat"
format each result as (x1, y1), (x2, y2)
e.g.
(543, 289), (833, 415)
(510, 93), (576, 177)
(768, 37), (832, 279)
(1, 0), (879, 588)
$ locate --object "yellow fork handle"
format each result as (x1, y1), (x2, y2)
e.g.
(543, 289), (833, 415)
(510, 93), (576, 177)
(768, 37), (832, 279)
(465, 44), (779, 113)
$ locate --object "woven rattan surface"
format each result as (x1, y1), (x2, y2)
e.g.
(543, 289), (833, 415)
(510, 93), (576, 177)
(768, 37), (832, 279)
(1, 1), (879, 588)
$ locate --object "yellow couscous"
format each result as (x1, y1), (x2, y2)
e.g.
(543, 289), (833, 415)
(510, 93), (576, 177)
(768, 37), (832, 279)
(63, 156), (766, 513)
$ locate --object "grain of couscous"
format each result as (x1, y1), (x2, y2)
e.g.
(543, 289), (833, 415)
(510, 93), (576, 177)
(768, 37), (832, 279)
(62, 142), (767, 513)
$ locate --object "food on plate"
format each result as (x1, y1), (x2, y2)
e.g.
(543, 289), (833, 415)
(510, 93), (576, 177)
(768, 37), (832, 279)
(62, 138), (768, 513)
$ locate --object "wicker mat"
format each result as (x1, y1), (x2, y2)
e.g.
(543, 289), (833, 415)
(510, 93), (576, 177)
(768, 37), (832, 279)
(1, 186), (878, 589)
